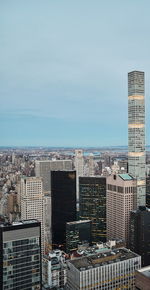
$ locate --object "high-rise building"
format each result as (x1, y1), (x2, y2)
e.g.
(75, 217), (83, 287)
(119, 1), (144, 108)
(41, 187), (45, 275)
(0, 220), (42, 289)
(66, 248), (141, 290)
(74, 150), (84, 201)
(88, 153), (94, 176)
(66, 220), (92, 253)
(129, 206), (150, 266)
(35, 160), (73, 195)
(79, 176), (106, 243)
(20, 176), (45, 253)
(51, 171), (76, 249)
(35, 160), (73, 245)
(107, 173), (136, 246)
(35, 160), (51, 195)
(128, 71), (146, 207)
(128, 71), (150, 267)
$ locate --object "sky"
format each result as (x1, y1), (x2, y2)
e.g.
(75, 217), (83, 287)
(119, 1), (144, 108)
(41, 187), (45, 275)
(0, 0), (150, 147)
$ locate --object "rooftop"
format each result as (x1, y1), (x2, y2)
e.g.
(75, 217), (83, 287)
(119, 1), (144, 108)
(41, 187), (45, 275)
(118, 173), (133, 181)
(137, 266), (150, 278)
(0, 219), (39, 228)
(67, 220), (91, 225)
(69, 248), (140, 271)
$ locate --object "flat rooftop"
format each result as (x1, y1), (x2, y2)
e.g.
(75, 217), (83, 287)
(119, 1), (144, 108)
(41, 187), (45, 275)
(35, 160), (71, 162)
(69, 248), (140, 271)
(118, 174), (133, 181)
(0, 219), (39, 228)
(137, 266), (150, 278)
(67, 220), (91, 225)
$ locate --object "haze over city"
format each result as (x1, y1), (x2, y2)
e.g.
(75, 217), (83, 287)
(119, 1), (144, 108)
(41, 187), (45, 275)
(1, 0), (150, 146)
(1, 0), (150, 284)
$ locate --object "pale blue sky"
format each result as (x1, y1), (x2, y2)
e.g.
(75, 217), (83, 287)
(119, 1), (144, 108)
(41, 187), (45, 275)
(0, 0), (150, 146)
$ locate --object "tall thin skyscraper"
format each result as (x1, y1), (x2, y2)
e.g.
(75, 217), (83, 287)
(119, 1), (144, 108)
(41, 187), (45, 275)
(128, 71), (146, 207)
(128, 71), (150, 267)
(74, 150), (84, 201)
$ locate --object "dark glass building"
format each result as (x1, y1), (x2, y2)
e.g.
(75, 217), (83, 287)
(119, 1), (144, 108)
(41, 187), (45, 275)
(66, 220), (92, 253)
(79, 176), (106, 243)
(0, 219), (41, 289)
(51, 170), (76, 249)
(129, 206), (150, 266)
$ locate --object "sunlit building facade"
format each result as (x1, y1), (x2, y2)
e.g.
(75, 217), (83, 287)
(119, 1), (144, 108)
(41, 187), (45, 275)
(20, 176), (45, 253)
(128, 71), (146, 207)
(107, 173), (137, 246)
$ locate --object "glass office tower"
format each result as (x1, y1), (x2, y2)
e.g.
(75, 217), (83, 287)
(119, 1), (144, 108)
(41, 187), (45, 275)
(79, 176), (106, 243)
(51, 171), (76, 249)
(66, 220), (92, 253)
(130, 206), (150, 266)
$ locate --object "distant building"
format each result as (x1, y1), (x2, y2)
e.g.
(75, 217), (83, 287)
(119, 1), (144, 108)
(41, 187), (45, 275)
(35, 160), (72, 195)
(66, 220), (92, 253)
(107, 173), (136, 246)
(79, 176), (106, 243)
(74, 150), (84, 201)
(118, 158), (128, 173)
(129, 206), (150, 266)
(20, 176), (45, 253)
(88, 153), (94, 176)
(0, 220), (41, 289)
(128, 71), (146, 207)
(42, 249), (67, 289)
(111, 161), (120, 174)
(51, 171), (76, 249)
(135, 266), (150, 290)
(66, 248), (141, 289)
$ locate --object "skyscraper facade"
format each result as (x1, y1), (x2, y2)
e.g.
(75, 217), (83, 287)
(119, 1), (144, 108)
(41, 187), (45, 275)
(20, 176), (45, 253)
(35, 160), (73, 195)
(0, 220), (41, 289)
(66, 220), (92, 253)
(129, 206), (150, 266)
(51, 171), (76, 249)
(35, 160), (72, 245)
(107, 173), (136, 246)
(79, 176), (106, 243)
(128, 71), (146, 207)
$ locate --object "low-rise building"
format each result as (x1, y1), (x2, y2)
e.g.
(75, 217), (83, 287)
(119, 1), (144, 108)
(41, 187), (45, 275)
(135, 266), (150, 290)
(42, 250), (67, 289)
(66, 248), (141, 289)
(66, 220), (92, 253)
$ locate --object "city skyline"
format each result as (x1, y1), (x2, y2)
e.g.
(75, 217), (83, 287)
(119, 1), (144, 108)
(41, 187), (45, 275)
(1, 0), (150, 146)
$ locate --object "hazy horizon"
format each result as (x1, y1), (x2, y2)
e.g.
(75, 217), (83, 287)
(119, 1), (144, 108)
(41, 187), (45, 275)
(1, 0), (150, 147)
